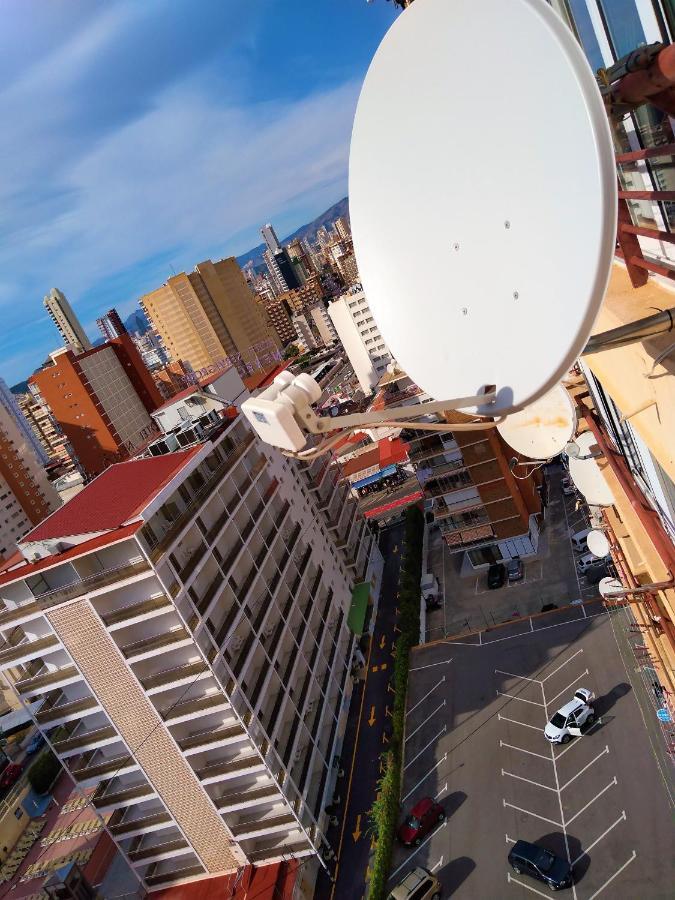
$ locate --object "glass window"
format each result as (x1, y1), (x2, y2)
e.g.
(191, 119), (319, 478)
(597, 0), (646, 57)
(568, 0), (605, 71)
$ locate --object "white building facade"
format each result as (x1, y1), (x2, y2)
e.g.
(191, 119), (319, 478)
(328, 287), (392, 395)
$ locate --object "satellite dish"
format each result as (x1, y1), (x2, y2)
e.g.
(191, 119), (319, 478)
(586, 528), (610, 558)
(496, 384), (576, 459)
(599, 577), (624, 599)
(567, 432), (615, 506)
(350, 0), (616, 413)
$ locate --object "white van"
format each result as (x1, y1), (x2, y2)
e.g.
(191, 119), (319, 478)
(577, 551), (609, 574)
(571, 528), (591, 553)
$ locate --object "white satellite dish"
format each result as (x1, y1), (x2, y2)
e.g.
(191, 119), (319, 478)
(350, 0), (616, 414)
(567, 432), (615, 506)
(496, 384), (576, 459)
(587, 528), (610, 558)
(599, 577), (624, 599)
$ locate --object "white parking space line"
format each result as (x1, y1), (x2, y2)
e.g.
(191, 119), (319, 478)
(586, 851), (637, 900)
(402, 753), (447, 803)
(435, 782), (447, 800)
(430, 856), (443, 873)
(409, 658), (453, 672)
(565, 778), (618, 826)
(498, 714), (541, 732)
(405, 701), (446, 743)
(505, 834), (516, 844)
(497, 691), (545, 707)
(554, 718), (603, 756)
(507, 872), (557, 899)
(495, 668), (542, 684)
(542, 649), (584, 682)
(387, 820), (447, 882)
(404, 726), (447, 771)
(500, 740), (551, 762)
(546, 669), (590, 706)
(502, 798), (562, 828)
(502, 769), (556, 792)
(407, 675), (445, 717)
(482, 611), (603, 645)
(559, 746), (609, 792)
(572, 811), (627, 866)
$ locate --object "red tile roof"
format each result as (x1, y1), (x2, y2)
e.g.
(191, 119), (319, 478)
(26, 451), (199, 542)
(243, 362), (290, 392)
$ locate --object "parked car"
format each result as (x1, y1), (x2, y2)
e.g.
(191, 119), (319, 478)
(585, 560), (611, 585)
(577, 551), (610, 574)
(487, 563), (506, 589)
(388, 866), (442, 900)
(508, 840), (573, 891)
(25, 732), (45, 756)
(506, 558), (524, 582)
(0, 763), (23, 790)
(570, 528), (592, 552)
(397, 797), (445, 846)
(544, 688), (594, 744)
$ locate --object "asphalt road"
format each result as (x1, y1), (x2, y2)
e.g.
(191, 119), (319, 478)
(394, 604), (675, 899)
(316, 521), (404, 900)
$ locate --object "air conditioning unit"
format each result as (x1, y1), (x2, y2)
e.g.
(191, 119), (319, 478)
(293, 747), (304, 763)
(306, 700), (315, 715)
(262, 623), (274, 639)
(230, 636), (243, 652)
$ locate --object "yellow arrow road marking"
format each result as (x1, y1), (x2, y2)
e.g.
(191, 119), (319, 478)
(352, 814), (362, 842)
(379, 635), (386, 649)
(368, 706), (376, 726)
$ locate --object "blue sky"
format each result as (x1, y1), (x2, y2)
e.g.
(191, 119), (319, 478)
(0, 0), (397, 385)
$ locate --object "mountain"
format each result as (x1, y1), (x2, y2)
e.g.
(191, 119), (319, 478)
(236, 197), (349, 270)
(124, 309), (150, 334)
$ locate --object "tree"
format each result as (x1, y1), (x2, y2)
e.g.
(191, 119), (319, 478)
(283, 343), (300, 360)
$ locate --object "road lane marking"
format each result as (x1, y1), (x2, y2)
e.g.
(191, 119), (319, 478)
(542, 649), (584, 682)
(498, 714), (541, 732)
(500, 740), (551, 762)
(505, 834), (516, 844)
(434, 782), (447, 800)
(502, 799), (562, 828)
(407, 676), (445, 717)
(409, 658), (453, 672)
(405, 701), (446, 743)
(559, 746), (609, 792)
(554, 718), (603, 756)
(402, 753), (448, 803)
(367, 706), (376, 727)
(495, 668), (542, 683)
(565, 778), (618, 826)
(497, 691), (544, 707)
(502, 769), (556, 791)
(571, 811), (627, 866)
(387, 820), (447, 882)
(352, 814), (362, 842)
(586, 851), (636, 900)
(430, 856), (443, 873)
(404, 726), (447, 770)
(546, 669), (590, 706)
(507, 872), (556, 899)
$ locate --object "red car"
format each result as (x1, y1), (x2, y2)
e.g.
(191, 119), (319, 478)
(0, 763), (23, 790)
(397, 797), (445, 846)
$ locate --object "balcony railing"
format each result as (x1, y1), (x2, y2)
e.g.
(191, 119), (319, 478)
(37, 695), (99, 725)
(0, 633), (60, 667)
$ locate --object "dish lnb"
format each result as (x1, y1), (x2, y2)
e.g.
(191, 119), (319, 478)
(241, 372), (322, 453)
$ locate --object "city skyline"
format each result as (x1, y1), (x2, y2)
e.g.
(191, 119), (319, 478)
(0, 0), (396, 385)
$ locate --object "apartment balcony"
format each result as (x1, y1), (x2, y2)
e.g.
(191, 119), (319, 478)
(93, 781), (157, 813)
(73, 753), (139, 788)
(103, 595), (173, 631)
(162, 693), (230, 726)
(214, 783), (280, 814)
(433, 498), (484, 521)
(195, 753), (266, 786)
(141, 660), (210, 696)
(37, 695), (101, 727)
(15, 664), (81, 698)
(246, 835), (309, 863)
(178, 723), (247, 757)
(307, 460), (332, 493)
(0, 560), (151, 632)
(144, 864), (204, 890)
(317, 479), (339, 512)
(53, 725), (118, 758)
(128, 837), (191, 867)
(109, 811), (172, 841)
(121, 628), (193, 665)
(231, 810), (297, 841)
(0, 633), (61, 670)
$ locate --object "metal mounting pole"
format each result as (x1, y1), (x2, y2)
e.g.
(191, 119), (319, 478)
(583, 307), (675, 354)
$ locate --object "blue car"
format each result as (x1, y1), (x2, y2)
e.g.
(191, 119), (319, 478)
(25, 733), (45, 755)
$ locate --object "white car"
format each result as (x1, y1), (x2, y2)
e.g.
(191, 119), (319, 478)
(577, 551), (610, 574)
(544, 689), (595, 744)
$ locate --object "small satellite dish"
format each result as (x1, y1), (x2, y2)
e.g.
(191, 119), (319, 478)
(496, 384), (576, 459)
(567, 432), (615, 506)
(587, 528), (610, 558)
(350, 0), (616, 413)
(599, 577), (624, 599)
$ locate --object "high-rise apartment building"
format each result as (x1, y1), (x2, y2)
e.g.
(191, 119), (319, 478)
(97, 308), (127, 342)
(333, 216), (351, 242)
(0, 369), (381, 893)
(16, 391), (78, 472)
(43, 288), (92, 354)
(262, 298), (296, 346)
(261, 223), (282, 256)
(30, 336), (163, 479)
(0, 400), (60, 561)
(141, 259), (280, 378)
(0, 379), (48, 466)
(328, 288), (392, 394)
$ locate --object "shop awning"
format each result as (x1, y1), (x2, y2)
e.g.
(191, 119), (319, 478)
(348, 582), (370, 635)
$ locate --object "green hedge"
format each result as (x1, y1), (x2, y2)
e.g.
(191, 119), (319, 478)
(27, 749), (62, 795)
(368, 506), (424, 898)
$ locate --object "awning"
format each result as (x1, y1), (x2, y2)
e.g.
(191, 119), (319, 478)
(348, 583), (370, 635)
(352, 464), (399, 491)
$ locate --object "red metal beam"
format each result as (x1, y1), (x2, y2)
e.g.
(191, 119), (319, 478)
(619, 222), (675, 245)
(616, 197), (650, 287)
(618, 190), (675, 201)
(616, 143), (675, 163)
(617, 251), (675, 282)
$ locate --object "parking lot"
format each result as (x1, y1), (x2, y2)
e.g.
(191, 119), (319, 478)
(391, 604), (675, 898)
